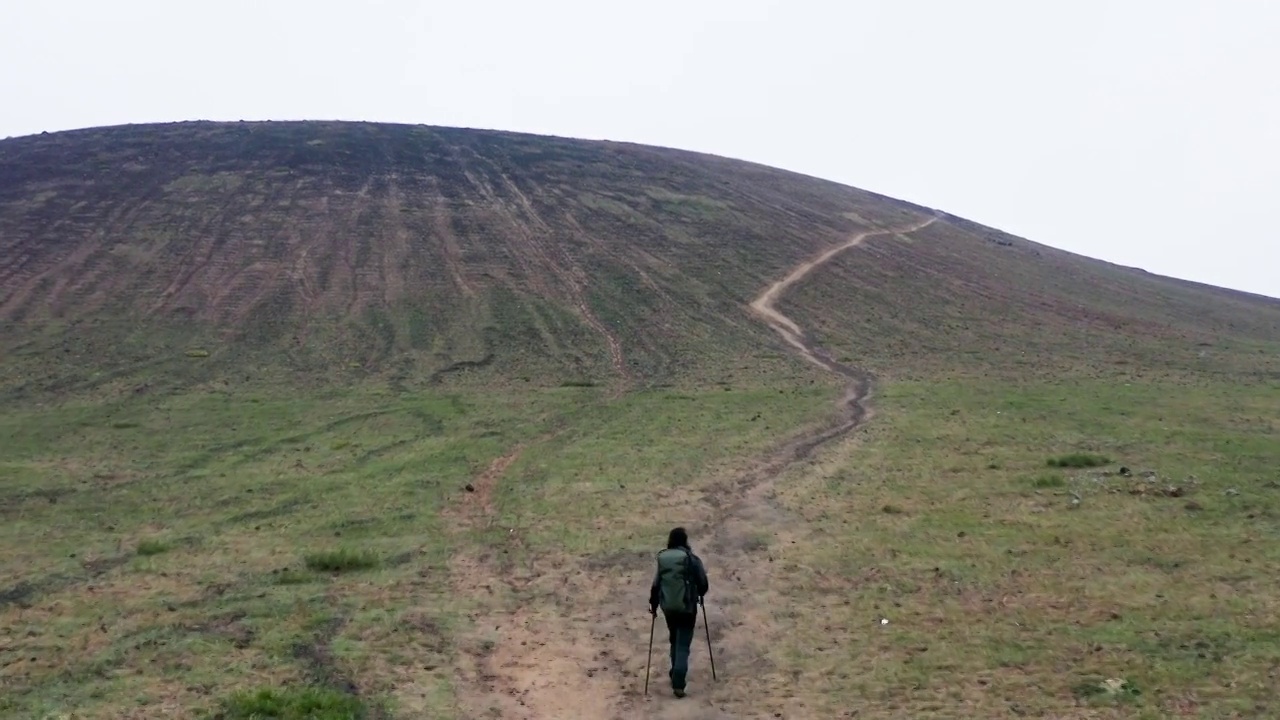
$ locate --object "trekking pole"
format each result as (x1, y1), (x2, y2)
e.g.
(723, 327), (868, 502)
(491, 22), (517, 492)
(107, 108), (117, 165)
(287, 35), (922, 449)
(644, 612), (656, 695)
(700, 597), (717, 681)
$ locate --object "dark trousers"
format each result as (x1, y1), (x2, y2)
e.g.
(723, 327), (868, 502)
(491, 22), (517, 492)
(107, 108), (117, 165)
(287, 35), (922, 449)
(662, 608), (697, 689)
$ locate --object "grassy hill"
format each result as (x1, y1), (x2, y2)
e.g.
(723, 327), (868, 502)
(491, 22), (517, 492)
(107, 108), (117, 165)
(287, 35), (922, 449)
(1, 122), (1278, 719)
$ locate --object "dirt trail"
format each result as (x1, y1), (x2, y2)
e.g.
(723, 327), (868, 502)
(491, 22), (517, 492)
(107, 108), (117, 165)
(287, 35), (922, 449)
(443, 214), (937, 720)
(621, 214), (940, 719)
(749, 215), (937, 373)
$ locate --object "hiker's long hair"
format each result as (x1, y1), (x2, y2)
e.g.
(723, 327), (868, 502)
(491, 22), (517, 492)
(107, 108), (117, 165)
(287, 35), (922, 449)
(667, 527), (689, 549)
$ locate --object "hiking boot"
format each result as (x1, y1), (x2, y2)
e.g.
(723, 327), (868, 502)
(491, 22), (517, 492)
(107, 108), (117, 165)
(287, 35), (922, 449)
(673, 688), (686, 698)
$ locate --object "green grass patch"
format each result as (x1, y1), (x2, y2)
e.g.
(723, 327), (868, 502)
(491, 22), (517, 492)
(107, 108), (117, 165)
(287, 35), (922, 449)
(1029, 473), (1067, 488)
(303, 548), (380, 573)
(1047, 452), (1111, 468)
(214, 687), (367, 719)
(135, 538), (173, 556)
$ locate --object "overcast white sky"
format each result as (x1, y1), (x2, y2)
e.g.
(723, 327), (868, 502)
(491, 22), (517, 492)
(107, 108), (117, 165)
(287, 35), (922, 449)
(2, 0), (1276, 298)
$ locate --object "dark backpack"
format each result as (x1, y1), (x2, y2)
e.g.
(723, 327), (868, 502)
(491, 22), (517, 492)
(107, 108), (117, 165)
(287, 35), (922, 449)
(656, 547), (697, 614)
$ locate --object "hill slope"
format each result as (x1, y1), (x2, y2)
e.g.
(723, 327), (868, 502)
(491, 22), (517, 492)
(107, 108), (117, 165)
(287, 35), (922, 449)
(2, 123), (1279, 720)
(3, 121), (1277, 397)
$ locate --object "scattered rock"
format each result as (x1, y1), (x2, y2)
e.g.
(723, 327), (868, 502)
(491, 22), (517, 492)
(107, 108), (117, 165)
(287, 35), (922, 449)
(1119, 467), (1132, 477)
(1225, 488), (1240, 496)
(465, 484), (476, 493)
(1185, 501), (1204, 511)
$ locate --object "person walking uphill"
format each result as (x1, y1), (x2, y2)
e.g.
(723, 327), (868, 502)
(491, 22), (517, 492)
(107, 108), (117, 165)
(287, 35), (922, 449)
(649, 527), (710, 698)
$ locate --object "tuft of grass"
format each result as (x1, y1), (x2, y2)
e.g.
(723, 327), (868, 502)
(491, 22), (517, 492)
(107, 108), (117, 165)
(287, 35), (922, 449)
(1047, 453), (1110, 468)
(136, 539), (172, 556)
(304, 548), (380, 573)
(1072, 677), (1142, 704)
(215, 687), (366, 719)
(1030, 473), (1067, 489)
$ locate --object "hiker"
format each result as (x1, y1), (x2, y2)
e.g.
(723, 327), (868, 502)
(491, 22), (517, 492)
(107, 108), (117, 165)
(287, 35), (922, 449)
(649, 526), (710, 697)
